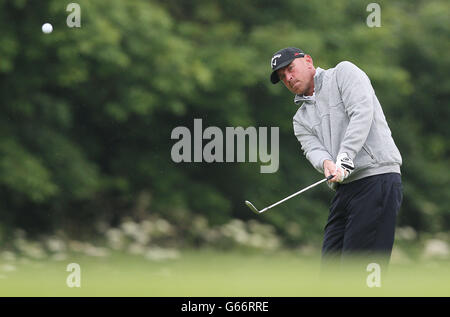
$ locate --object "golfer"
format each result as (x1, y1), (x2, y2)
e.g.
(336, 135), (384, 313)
(270, 47), (403, 267)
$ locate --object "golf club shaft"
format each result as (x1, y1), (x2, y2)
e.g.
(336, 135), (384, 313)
(259, 175), (333, 213)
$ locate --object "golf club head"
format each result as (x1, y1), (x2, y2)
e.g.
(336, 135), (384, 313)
(245, 200), (260, 214)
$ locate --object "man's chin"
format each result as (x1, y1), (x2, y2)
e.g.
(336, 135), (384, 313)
(293, 88), (305, 95)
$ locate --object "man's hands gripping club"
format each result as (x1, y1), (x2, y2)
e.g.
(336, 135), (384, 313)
(324, 153), (355, 183)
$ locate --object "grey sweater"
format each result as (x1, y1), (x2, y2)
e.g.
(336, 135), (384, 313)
(292, 61), (402, 187)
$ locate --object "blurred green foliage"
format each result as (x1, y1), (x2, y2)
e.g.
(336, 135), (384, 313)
(0, 0), (448, 243)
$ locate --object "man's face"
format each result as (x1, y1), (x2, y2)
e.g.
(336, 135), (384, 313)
(277, 56), (315, 95)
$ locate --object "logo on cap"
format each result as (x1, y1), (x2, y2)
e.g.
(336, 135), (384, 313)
(271, 54), (282, 69)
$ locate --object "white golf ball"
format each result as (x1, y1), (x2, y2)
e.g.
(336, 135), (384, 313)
(42, 23), (53, 34)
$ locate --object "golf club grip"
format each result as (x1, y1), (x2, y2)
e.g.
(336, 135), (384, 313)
(326, 174), (335, 181)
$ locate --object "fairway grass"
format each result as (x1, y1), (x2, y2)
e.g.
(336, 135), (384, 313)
(1, 249), (449, 297)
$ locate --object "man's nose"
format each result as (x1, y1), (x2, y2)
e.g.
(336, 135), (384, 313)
(286, 72), (293, 82)
(286, 75), (295, 86)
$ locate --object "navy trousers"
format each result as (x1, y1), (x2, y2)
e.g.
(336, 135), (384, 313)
(321, 173), (403, 267)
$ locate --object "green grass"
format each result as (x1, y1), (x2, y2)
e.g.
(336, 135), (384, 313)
(1, 249), (449, 296)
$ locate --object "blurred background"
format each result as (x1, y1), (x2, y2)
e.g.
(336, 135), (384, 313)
(0, 0), (448, 295)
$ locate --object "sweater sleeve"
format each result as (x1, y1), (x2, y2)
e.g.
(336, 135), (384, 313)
(293, 117), (333, 173)
(336, 61), (374, 161)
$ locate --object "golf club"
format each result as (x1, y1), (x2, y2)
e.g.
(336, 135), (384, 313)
(245, 174), (335, 214)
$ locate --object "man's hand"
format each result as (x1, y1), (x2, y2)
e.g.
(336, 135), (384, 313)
(323, 160), (345, 183)
(336, 152), (354, 180)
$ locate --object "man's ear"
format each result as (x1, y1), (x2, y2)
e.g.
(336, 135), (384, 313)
(305, 54), (314, 65)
